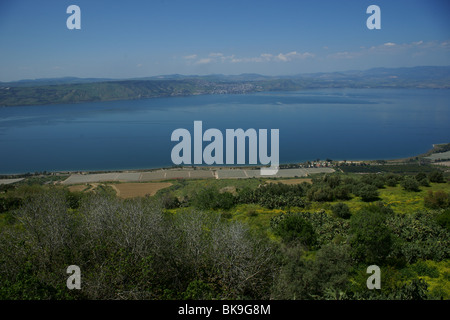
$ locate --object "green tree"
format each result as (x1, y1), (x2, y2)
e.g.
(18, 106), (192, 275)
(349, 208), (394, 264)
(424, 190), (450, 209)
(401, 177), (421, 192)
(273, 244), (352, 299)
(356, 184), (379, 202)
(415, 172), (430, 187)
(429, 171), (445, 183)
(273, 213), (317, 247)
(331, 203), (352, 219)
(191, 187), (235, 210)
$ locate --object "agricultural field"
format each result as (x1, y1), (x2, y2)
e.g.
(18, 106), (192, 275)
(109, 182), (173, 198)
(268, 178), (313, 185)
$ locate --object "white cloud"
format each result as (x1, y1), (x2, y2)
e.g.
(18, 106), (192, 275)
(227, 51), (314, 64)
(327, 39), (450, 61)
(274, 51), (315, 62)
(184, 54), (198, 60)
(181, 51), (316, 65)
(195, 58), (213, 65)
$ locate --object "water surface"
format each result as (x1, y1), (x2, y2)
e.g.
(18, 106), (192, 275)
(0, 88), (449, 174)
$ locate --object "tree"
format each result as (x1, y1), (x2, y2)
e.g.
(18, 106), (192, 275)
(273, 244), (352, 299)
(331, 203), (352, 219)
(415, 172), (430, 187)
(349, 208), (394, 264)
(159, 192), (181, 209)
(356, 184), (379, 202)
(424, 190), (450, 209)
(333, 185), (352, 200)
(323, 174), (341, 189)
(273, 213), (317, 247)
(429, 171), (445, 183)
(191, 187), (235, 210)
(401, 177), (420, 192)
(306, 185), (334, 202)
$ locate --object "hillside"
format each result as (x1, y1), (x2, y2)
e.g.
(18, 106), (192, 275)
(1, 66), (449, 107)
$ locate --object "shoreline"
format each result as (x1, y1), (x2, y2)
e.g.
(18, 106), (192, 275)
(1, 143), (448, 181)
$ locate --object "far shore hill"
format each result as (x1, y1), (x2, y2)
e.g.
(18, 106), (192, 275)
(1, 143), (449, 186)
(1, 66), (450, 107)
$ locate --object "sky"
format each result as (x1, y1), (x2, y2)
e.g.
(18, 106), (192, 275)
(0, 0), (449, 81)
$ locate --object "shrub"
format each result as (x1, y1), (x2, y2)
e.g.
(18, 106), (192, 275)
(349, 208), (394, 264)
(386, 178), (398, 187)
(361, 174), (385, 188)
(306, 185), (334, 202)
(272, 244), (352, 299)
(429, 171), (445, 183)
(356, 184), (379, 202)
(333, 185), (352, 200)
(435, 209), (450, 231)
(424, 190), (450, 209)
(273, 213), (317, 247)
(192, 187), (235, 210)
(237, 184), (305, 209)
(386, 211), (450, 263)
(415, 172), (430, 187)
(331, 203), (352, 219)
(401, 177), (421, 192)
(160, 192), (181, 209)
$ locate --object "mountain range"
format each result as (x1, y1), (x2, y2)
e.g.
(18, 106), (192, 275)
(1, 66), (449, 107)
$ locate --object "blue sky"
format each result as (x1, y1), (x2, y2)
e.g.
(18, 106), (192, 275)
(0, 0), (449, 81)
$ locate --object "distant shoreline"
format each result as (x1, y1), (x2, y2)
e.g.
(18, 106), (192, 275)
(1, 142), (448, 180)
(1, 66), (449, 107)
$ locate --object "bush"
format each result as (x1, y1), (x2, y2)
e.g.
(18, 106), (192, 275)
(333, 185), (352, 200)
(349, 208), (394, 264)
(322, 174), (341, 189)
(273, 244), (352, 299)
(361, 174), (385, 188)
(331, 203), (352, 219)
(237, 183), (305, 209)
(386, 178), (398, 187)
(273, 213), (317, 247)
(0, 197), (22, 213)
(415, 172), (430, 187)
(429, 171), (445, 183)
(159, 192), (181, 209)
(401, 177), (421, 192)
(355, 184), (379, 202)
(424, 190), (450, 209)
(192, 187), (235, 210)
(306, 185), (334, 202)
(0, 190), (277, 300)
(386, 211), (450, 263)
(436, 209), (450, 231)
(65, 190), (84, 209)
(411, 260), (440, 278)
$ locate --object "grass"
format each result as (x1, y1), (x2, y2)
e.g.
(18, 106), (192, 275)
(417, 260), (450, 299)
(378, 182), (450, 214)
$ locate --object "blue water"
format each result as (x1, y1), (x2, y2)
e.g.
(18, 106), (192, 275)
(0, 88), (449, 174)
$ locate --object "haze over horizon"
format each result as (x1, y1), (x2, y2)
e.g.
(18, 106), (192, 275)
(1, 0), (449, 82)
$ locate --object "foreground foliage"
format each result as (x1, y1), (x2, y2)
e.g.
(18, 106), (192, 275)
(0, 170), (449, 300)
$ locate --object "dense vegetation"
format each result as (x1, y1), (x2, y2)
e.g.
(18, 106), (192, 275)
(0, 170), (449, 300)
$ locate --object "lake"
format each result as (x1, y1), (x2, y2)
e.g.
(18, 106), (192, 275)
(0, 88), (449, 174)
